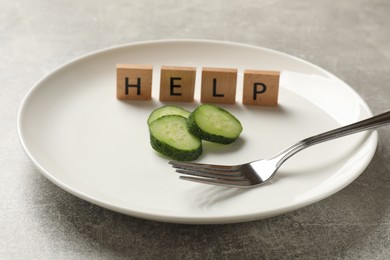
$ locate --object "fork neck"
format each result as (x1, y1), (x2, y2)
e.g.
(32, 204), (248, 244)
(271, 141), (308, 168)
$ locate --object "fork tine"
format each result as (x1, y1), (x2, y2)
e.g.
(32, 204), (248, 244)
(175, 169), (246, 181)
(180, 176), (252, 187)
(169, 161), (240, 172)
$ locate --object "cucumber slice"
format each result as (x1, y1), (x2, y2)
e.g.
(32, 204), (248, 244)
(147, 105), (190, 125)
(149, 115), (202, 161)
(187, 104), (243, 144)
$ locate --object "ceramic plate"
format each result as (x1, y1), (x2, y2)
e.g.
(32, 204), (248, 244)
(18, 40), (377, 224)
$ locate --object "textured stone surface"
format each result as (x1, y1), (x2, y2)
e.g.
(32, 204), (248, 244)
(1, 0), (389, 259)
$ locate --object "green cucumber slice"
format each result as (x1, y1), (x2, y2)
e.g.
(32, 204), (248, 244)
(147, 105), (190, 125)
(149, 115), (202, 161)
(187, 104), (243, 144)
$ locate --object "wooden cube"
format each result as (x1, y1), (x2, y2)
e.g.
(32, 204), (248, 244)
(116, 64), (153, 100)
(159, 66), (196, 102)
(242, 70), (280, 106)
(201, 67), (237, 104)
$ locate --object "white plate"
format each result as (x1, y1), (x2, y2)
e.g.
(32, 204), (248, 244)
(18, 40), (377, 224)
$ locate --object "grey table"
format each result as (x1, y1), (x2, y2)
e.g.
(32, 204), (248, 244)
(1, 0), (389, 259)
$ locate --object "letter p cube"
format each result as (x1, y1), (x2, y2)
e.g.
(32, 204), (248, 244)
(242, 70), (280, 106)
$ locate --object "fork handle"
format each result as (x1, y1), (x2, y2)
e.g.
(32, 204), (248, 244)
(274, 111), (390, 167)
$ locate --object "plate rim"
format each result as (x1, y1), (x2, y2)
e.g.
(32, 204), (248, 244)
(17, 39), (378, 224)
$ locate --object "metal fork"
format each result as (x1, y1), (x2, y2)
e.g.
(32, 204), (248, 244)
(170, 111), (390, 188)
